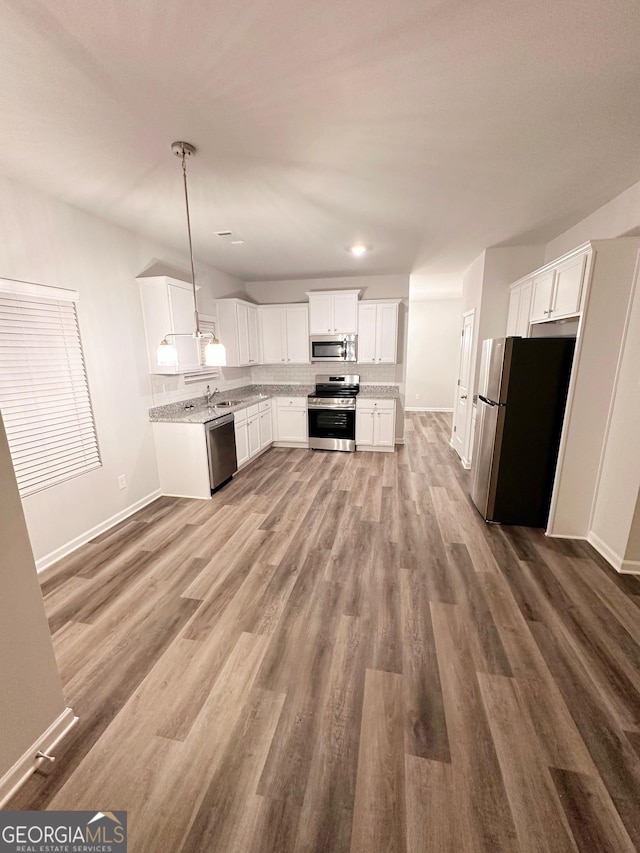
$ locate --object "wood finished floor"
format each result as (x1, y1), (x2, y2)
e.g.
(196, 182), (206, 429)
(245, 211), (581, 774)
(9, 413), (640, 852)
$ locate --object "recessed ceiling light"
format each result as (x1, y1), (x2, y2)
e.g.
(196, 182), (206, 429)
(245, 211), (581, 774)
(230, 240), (245, 245)
(349, 244), (368, 257)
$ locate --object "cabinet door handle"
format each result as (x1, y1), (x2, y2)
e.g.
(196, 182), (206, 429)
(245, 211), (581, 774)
(543, 310), (551, 315)
(461, 394), (467, 400)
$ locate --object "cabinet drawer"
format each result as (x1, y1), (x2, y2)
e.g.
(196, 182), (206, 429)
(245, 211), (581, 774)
(246, 403), (260, 418)
(276, 397), (307, 408)
(259, 399), (272, 412)
(234, 407), (248, 425)
(356, 397), (395, 410)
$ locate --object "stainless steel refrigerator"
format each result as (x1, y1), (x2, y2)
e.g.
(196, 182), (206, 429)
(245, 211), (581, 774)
(470, 336), (575, 527)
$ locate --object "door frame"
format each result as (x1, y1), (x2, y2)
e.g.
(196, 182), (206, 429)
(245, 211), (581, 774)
(451, 308), (475, 468)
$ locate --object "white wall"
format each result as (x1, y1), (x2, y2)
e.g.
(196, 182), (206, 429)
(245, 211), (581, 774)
(545, 178), (640, 261)
(461, 245), (544, 395)
(541, 178), (640, 570)
(245, 273), (409, 303)
(405, 298), (461, 410)
(0, 172), (245, 568)
(0, 411), (68, 786)
(589, 256), (640, 571)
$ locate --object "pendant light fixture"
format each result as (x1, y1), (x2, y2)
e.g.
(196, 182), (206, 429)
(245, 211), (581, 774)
(156, 141), (226, 368)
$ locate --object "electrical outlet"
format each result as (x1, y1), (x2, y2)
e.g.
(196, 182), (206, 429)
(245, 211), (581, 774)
(415, 393), (421, 400)
(117, 474), (127, 490)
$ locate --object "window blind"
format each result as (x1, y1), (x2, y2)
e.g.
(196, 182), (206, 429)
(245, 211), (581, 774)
(0, 279), (101, 497)
(184, 315), (222, 384)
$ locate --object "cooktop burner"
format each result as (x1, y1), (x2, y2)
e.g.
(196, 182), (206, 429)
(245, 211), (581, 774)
(310, 373), (360, 399)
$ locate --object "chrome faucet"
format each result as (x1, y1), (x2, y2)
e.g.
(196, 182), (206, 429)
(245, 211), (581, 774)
(205, 385), (219, 406)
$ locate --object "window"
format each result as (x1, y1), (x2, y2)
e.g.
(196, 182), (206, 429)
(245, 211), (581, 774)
(184, 314), (222, 384)
(0, 278), (101, 497)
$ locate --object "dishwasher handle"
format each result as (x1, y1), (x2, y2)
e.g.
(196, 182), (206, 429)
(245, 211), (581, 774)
(206, 412), (235, 428)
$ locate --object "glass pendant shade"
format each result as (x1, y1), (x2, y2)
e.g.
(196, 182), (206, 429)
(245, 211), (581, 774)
(205, 338), (226, 367)
(157, 338), (178, 367)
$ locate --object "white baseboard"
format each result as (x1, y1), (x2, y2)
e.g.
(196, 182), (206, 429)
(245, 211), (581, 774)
(356, 445), (395, 453)
(587, 531), (640, 575)
(35, 490), (162, 573)
(545, 532), (586, 539)
(546, 530), (640, 575)
(395, 438), (405, 445)
(0, 707), (78, 808)
(406, 407), (454, 412)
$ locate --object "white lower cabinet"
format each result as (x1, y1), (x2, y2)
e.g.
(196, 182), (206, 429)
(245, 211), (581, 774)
(247, 404), (261, 459)
(356, 398), (395, 451)
(259, 400), (273, 448)
(273, 397), (308, 444)
(234, 410), (250, 468)
(236, 400), (273, 468)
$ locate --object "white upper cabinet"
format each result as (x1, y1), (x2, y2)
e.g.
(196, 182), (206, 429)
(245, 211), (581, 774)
(258, 304), (309, 364)
(516, 280), (534, 336)
(357, 301), (399, 364)
(284, 305), (309, 362)
(216, 299), (261, 367)
(506, 284), (522, 336)
(307, 290), (360, 334)
(332, 292), (359, 333)
(506, 280), (533, 337)
(357, 303), (377, 362)
(259, 306), (286, 364)
(308, 293), (333, 334)
(530, 270), (556, 322)
(552, 253), (587, 318)
(247, 304), (260, 363)
(138, 276), (201, 374)
(529, 249), (589, 324)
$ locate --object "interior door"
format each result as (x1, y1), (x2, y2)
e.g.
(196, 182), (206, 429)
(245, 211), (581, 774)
(452, 310), (474, 460)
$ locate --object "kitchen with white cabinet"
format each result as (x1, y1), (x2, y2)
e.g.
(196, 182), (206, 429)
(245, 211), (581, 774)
(4, 4), (640, 844)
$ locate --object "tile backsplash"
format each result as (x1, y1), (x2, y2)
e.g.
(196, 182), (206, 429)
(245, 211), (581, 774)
(150, 362), (398, 406)
(250, 363), (397, 384)
(150, 367), (252, 406)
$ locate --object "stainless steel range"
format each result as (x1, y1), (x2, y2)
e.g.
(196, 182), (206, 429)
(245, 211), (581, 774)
(308, 374), (359, 452)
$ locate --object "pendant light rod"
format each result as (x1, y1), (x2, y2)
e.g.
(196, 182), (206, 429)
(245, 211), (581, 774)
(157, 141), (227, 368)
(172, 141), (200, 335)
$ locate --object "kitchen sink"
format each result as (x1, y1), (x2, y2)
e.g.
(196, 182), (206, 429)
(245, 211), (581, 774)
(215, 399), (244, 408)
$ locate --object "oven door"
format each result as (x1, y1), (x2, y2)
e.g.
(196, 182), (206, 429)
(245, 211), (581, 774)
(308, 407), (356, 452)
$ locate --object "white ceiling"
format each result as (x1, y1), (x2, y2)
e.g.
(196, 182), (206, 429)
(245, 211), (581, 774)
(2, 0), (640, 284)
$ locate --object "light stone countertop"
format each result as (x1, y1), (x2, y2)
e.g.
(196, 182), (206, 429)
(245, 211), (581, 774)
(148, 382), (399, 424)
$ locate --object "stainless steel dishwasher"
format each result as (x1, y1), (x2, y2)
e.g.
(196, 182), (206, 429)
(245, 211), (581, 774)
(205, 413), (238, 491)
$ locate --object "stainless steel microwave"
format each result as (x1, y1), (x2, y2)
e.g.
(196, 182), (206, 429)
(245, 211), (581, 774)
(310, 334), (357, 363)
